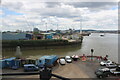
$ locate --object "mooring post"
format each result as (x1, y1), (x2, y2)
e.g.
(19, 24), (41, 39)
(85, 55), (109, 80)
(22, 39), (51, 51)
(91, 49), (94, 61)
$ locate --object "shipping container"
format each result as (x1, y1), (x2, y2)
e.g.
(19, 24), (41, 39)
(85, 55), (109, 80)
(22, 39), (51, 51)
(0, 60), (6, 68)
(45, 35), (53, 39)
(3, 57), (16, 68)
(13, 59), (21, 67)
(36, 55), (58, 67)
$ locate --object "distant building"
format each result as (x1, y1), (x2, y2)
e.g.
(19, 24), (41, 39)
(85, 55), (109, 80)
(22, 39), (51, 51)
(2, 32), (33, 40)
(60, 30), (67, 34)
(33, 33), (53, 40)
(16, 30), (22, 33)
(33, 28), (39, 33)
(42, 33), (53, 39)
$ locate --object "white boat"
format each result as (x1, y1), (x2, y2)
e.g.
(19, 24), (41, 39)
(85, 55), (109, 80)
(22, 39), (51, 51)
(100, 33), (105, 37)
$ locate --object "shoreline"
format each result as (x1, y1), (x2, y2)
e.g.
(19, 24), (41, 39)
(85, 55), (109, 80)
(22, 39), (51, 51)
(2, 39), (82, 51)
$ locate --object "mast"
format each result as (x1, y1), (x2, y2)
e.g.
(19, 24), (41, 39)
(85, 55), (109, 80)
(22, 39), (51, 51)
(57, 24), (58, 30)
(45, 22), (47, 32)
(80, 15), (82, 34)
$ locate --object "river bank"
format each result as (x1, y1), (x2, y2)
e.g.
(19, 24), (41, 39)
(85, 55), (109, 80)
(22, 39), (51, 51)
(2, 39), (82, 51)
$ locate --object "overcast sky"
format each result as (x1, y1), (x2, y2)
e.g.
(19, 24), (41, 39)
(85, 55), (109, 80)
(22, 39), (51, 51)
(0, 0), (119, 31)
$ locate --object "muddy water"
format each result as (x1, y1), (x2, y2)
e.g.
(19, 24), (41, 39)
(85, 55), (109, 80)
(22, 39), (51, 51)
(2, 33), (118, 62)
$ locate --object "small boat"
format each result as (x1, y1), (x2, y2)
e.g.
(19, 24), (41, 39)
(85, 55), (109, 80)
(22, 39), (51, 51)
(100, 33), (105, 37)
(71, 55), (79, 61)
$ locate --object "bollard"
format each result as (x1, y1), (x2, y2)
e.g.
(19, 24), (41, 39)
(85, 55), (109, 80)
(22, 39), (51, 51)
(91, 49), (94, 61)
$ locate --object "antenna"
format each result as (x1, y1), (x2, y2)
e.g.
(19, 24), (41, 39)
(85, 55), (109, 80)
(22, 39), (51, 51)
(57, 24), (58, 30)
(23, 15), (33, 31)
(54, 16), (59, 30)
(41, 17), (48, 32)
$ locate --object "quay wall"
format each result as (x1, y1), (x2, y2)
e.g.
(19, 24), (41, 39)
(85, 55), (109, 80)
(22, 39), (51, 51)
(2, 39), (82, 51)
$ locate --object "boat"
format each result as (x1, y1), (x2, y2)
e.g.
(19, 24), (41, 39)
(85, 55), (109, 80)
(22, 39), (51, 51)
(100, 33), (105, 37)
(71, 55), (79, 61)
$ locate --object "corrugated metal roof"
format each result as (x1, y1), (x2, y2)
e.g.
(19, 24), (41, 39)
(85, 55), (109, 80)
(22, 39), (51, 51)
(4, 57), (16, 61)
(2, 33), (27, 40)
(41, 33), (52, 35)
(24, 64), (35, 66)
(39, 55), (57, 60)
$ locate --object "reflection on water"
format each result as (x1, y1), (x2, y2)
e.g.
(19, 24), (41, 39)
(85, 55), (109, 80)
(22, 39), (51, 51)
(2, 33), (118, 62)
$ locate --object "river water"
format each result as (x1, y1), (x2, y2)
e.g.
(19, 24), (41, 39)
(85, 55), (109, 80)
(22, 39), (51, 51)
(2, 33), (118, 63)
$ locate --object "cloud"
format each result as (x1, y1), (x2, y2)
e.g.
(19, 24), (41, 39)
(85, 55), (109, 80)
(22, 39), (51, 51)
(2, 1), (24, 12)
(1, 0), (118, 31)
(64, 2), (117, 8)
(45, 2), (61, 8)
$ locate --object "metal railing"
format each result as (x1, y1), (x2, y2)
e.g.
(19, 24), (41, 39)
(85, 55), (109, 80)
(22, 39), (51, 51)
(1, 67), (71, 80)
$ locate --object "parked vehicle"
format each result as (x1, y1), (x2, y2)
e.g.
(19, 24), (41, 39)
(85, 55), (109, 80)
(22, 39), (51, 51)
(65, 56), (72, 63)
(106, 63), (117, 68)
(59, 58), (66, 65)
(110, 65), (120, 75)
(95, 68), (111, 79)
(24, 64), (39, 72)
(12, 65), (19, 70)
(100, 60), (113, 66)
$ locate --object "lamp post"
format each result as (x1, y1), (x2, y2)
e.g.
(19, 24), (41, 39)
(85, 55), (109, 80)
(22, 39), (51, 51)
(91, 49), (94, 61)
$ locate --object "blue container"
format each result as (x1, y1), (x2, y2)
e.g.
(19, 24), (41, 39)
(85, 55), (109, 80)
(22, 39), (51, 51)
(37, 55), (58, 67)
(11, 59), (21, 69)
(13, 60), (20, 67)
(45, 35), (53, 39)
(0, 60), (6, 68)
(26, 34), (33, 39)
(3, 57), (16, 68)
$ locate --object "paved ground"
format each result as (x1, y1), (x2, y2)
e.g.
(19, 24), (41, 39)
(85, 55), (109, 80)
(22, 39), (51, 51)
(2, 59), (102, 79)
(53, 62), (90, 78)
(2, 59), (120, 80)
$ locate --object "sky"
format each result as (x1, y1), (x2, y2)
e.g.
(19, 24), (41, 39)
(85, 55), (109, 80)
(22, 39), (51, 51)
(0, 0), (119, 31)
